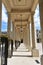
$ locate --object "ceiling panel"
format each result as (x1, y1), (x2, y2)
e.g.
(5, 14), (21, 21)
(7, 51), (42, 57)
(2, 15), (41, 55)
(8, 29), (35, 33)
(14, 14), (28, 20)
(14, 0), (26, 6)
(8, 0), (34, 9)
(3, 0), (34, 12)
(9, 0), (14, 8)
(15, 21), (27, 26)
(11, 13), (30, 21)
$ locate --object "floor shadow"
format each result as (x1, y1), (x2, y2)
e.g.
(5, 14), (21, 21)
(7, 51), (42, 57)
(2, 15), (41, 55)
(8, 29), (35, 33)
(13, 55), (32, 57)
(35, 60), (40, 64)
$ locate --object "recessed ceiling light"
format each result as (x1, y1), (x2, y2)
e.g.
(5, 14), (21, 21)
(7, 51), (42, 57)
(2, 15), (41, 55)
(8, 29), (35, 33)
(18, 0), (21, 2)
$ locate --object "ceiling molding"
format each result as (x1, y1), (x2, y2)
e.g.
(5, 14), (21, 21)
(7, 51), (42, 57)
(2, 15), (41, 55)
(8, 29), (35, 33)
(16, 24), (27, 27)
(2, 0), (11, 12)
(11, 8), (31, 13)
(13, 0), (26, 6)
(15, 19), (28, 22)
(31, 0), (38, 11)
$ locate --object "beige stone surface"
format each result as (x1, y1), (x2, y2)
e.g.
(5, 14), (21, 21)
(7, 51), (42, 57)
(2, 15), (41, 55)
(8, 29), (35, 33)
(7, 43), (41, 65)
(41, 55), (43, 65)
(32, 49), (39, 57)
(8, 56), (40, 65)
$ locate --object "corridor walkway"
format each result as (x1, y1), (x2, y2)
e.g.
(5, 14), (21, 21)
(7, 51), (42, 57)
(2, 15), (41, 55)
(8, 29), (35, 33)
(8, 57), (40, 65)
(16, 43), (29, 52)
(13, 43), (32, 56)
(8, 43), (41, 65)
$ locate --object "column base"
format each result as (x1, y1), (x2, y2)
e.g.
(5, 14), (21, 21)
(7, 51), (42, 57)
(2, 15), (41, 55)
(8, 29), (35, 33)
(0, 32), (2, 37)
(8, 50), (12, 58)
(32, 49), (39, 57)
(41, 55), (43, 65)
(28, 47), (32, 51)
(13, 48), (17, 51)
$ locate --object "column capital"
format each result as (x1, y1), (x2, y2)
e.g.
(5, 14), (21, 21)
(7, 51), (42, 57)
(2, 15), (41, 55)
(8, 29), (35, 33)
(7, 12), (11, 14)
(30, 11), (35, 23)
(27, 22), (30, 28)
(27, 19), (30, 23)
(8, 12), (11, 16)
(31, 11), (35, 16)
(7, 12), (11, 18)
(8, 12), (11, 22)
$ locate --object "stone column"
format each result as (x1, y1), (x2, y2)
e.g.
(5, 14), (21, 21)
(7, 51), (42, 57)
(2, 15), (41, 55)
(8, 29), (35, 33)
(7, 13), (11, 38)
(31, 13), (39, 57)
(26, 24), (29, 50)
(39, 0), (43, 54)
(11, 21), (13, 40)
(7, 13), (11, 57)
(10, 21), (14, 55)
(14, 23), (16, 41)
(0, 0), (2, 35)
(30, 22), (32, 48)
(29, 23), (31, 51)
(12, 22), (14, 43)
(28, 23), (31, 47)
(27, 23), (31, 51)
(31, 13), (36, 49)
(39, 0), (43, 65)
(13, 23), (16, 51)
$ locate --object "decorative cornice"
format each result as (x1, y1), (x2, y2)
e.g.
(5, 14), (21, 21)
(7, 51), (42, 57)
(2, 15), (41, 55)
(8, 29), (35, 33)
(15, 19), (28, 22)
(11, 8), (31, 13)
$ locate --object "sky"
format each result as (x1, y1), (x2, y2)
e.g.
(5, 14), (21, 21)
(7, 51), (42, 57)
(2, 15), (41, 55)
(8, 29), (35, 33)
(34, 4), (40, 30)
(2, 4), (40, 32)
(2, 4), (8, 32)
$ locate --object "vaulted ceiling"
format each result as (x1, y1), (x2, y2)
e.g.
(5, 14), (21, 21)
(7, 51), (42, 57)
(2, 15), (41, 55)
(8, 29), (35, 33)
(2, 0), (38, 29)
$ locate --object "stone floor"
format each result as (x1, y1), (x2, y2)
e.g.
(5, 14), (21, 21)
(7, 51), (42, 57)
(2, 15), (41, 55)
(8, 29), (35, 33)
(7, 43), (41, 65)
(8, 57), (40, 65)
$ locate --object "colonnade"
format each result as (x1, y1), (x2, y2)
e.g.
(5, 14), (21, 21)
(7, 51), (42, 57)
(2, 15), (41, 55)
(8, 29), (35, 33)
(0, 0), (43, 65)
